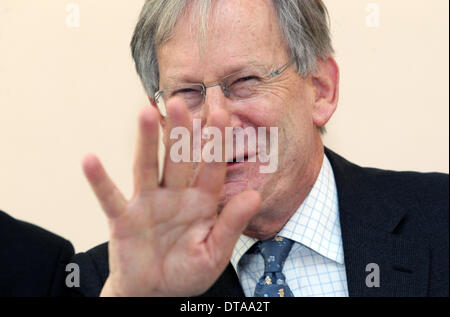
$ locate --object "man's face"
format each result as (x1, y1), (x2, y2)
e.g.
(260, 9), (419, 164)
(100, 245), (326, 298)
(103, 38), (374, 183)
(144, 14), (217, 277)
(157, 0), (321, 230)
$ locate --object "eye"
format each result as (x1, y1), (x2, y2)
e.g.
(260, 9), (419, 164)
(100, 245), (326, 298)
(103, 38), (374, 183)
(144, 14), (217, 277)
(229, 76), (261, 99)
(171, 88), (201, 97)
(168, 87), (203, 110)
(233, 76), (260, 85)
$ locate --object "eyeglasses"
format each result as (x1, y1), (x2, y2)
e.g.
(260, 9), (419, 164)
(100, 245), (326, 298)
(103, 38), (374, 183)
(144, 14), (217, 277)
(153, 61), (292, 116)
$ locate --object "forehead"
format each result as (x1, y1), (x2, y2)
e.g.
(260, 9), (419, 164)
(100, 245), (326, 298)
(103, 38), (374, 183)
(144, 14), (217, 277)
(157, 0), (288, 83)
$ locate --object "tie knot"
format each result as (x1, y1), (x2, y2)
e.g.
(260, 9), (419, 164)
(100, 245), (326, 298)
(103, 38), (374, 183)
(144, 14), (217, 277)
(257, 236), (294, 273)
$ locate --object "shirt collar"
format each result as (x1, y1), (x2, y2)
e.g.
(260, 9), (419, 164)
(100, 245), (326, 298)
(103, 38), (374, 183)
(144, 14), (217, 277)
(230, 153), (344, 271)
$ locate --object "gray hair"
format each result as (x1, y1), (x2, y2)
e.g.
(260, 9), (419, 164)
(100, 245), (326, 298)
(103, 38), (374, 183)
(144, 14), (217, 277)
(131, 0), (334, 132)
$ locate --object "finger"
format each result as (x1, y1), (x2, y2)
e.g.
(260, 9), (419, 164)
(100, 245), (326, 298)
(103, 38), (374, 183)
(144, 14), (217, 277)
(208, 190), (261, 264)
(133, 106), (160, 193)
(192, 108), (230, 194)
(82, 154), (127, 219)
(162, 98), (194, 188)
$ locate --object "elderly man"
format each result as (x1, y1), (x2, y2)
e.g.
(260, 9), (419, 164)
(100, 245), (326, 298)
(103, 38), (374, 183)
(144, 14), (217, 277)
(72, 0), (448, 297)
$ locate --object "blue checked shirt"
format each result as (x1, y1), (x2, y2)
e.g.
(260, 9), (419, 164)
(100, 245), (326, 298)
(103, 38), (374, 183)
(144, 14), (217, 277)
(231, 154), (349, 297)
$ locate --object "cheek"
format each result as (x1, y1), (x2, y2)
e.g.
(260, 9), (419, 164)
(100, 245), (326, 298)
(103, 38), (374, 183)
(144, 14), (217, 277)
(233, 99), (284, 129)
(279, 90), (315, 139)
(239, 83), (312, 130)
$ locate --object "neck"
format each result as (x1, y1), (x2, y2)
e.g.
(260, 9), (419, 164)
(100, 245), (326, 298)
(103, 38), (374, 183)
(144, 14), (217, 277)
(244, 140), (325, 240)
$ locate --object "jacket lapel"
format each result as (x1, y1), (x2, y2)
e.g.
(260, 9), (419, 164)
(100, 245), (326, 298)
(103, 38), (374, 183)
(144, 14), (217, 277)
(325, 148), (429, 296)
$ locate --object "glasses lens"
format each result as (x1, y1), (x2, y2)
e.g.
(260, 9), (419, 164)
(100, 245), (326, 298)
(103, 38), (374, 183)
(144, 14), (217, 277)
(226, 66), (270, 100)
(162, 84), (204, 112)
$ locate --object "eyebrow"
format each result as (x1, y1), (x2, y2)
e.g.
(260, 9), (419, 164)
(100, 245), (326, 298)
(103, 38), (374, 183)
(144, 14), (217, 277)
(164, 75), (194, 87)
(162, 59), (263, 87)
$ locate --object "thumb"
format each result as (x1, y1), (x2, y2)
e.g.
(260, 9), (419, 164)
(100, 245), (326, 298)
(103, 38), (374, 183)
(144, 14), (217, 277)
(208, 190), (261, 266)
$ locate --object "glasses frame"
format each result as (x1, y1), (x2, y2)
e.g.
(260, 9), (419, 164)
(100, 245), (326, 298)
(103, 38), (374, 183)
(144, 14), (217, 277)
(153, 60), (293, 116)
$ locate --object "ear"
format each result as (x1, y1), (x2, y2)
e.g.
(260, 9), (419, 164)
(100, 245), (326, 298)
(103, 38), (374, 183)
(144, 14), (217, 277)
(311, 57), (339, 128)
(148, 96), (167, 128)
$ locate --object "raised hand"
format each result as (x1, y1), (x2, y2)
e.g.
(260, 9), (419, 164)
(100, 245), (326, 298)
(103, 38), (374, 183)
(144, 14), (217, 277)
(82, 98), (261, 296)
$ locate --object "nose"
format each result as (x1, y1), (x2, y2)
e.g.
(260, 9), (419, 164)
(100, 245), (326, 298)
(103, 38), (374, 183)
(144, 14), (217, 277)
(200, 86), (243, 153)
(201, 85), (243, 135)
(202, 84), (229, 119)
(202, 86), (243, 129)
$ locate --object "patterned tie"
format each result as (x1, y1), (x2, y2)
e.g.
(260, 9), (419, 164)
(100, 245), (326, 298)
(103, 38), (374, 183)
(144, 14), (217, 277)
(253, 236), (295, 297)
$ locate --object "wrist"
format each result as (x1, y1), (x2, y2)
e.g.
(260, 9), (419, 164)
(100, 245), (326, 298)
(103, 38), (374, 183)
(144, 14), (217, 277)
(99, 277), (122, 297)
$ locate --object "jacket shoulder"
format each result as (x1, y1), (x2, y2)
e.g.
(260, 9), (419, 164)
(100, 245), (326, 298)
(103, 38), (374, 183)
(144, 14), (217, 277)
(0, 210), (74, 296)
(325, 147), (448, 225)
(0, 210), (73, 249)
(361, 168), (448, 225)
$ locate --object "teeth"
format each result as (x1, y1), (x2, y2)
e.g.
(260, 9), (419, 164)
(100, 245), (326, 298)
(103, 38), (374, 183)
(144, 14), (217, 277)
(227, 158), (242, 163)
(226, 155), (248, 163)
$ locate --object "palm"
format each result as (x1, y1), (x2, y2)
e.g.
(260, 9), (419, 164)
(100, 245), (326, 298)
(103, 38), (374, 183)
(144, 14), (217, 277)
(82, 99), (261, 296)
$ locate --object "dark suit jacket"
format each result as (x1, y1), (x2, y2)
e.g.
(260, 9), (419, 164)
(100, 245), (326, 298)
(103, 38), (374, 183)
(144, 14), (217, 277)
(70, 148), (449, 297)
(0, 210), (75, 296)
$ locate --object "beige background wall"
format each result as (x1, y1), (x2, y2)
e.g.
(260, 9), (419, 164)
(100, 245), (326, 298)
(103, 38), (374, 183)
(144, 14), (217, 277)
(0, 0), (448, 252)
